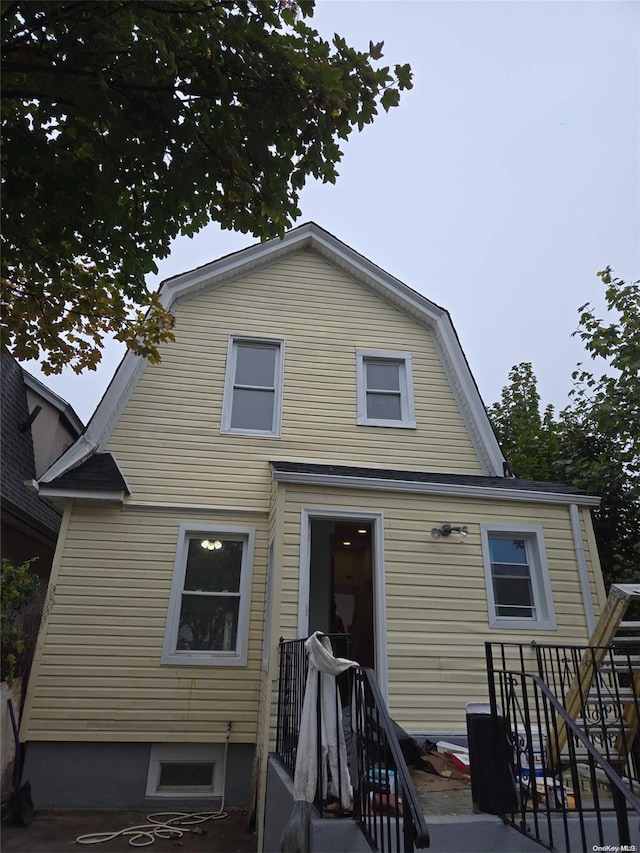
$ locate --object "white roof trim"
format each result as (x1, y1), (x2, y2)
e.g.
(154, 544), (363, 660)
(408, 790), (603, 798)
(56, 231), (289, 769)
(38, 486), (127, 504)
(40, 222), (505, 483)
(271, 468), (601, 507)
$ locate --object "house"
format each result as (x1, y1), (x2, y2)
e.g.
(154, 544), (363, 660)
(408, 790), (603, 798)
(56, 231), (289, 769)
(0, 349), (84, 582)
(1, 350), (83, 799)
(20, 224), (605, 834)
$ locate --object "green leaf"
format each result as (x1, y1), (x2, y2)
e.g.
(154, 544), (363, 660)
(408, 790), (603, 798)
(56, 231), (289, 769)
(380, 87), (400, 111)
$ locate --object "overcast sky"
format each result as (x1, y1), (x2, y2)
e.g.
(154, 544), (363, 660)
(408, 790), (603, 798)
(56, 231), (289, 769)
(23, 0), (639, 426)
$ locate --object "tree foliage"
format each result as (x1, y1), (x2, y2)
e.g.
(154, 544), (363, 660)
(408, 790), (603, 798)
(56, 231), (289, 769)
(570, 267), (640, 478)
(1, 556), (41, 685)
(488, 362), (560, 482)
(1, 0), (412, 373)
(488, 270), (640, 588)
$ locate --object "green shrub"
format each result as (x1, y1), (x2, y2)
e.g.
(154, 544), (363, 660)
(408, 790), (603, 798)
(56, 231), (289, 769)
(1, 557), (41, 685)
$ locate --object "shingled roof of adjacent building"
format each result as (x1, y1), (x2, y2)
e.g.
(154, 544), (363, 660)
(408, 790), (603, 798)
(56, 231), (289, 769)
(1, 352), (62, 535)
(44, 452), (129, 493)
(269, 460), (591, 497)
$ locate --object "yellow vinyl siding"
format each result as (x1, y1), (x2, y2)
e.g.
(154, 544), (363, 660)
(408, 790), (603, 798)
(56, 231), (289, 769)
(105, 251), (482, 506)
(21, 506), (267, 742)
(278, 483), (598, 733)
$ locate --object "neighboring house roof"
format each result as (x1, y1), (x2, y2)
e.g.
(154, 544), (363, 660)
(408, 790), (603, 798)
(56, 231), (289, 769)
(0, 352), (64, 536)
(39, 223), (506, 485)
(269, 460), (600, 506)
(22, 369), (84, 437)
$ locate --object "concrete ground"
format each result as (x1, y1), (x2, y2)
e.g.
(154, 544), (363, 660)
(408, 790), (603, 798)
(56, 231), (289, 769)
(1, 809), (258, 853)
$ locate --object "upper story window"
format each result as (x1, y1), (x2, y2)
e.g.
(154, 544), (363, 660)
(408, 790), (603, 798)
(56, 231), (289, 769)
(221, 336), (284, 436)
(161, 524), (255, 666)
(481, 524), (557, 631)
(356, 350), (416, 428)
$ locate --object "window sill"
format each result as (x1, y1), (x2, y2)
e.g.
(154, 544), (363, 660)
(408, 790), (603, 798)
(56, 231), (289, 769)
(161, 651), (247, 667)
(220, 427), (281, 438)
(356, 418), (417, 429)
(489, 618), (557, 631)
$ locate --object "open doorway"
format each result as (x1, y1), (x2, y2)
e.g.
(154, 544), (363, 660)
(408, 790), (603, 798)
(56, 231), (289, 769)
(308, 518), (375, 669)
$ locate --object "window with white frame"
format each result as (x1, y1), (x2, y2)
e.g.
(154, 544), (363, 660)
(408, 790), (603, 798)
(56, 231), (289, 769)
(146, 744), (224, 798)
(221, 336), (284, 435)
(481, 525), (557, 630)
(162, 525), (255, 666)
(356, 350), (416, 427)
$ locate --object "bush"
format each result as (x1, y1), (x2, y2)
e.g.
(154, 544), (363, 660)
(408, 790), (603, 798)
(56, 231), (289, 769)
(1, 557), (41, 685)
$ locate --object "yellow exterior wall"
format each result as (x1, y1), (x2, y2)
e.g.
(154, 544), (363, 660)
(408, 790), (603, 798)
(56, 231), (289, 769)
(278, 482), (603, 734)
(22, 246), (606, 752)
(21, 505), (268, 742)
(105, 250), (483, 509)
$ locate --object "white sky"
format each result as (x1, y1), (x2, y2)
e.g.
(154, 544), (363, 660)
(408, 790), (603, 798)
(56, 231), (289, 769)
(23, 0), (640, 426)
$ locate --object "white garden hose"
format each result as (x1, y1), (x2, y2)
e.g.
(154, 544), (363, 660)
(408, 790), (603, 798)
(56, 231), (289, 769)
(76, 724), (232, 847)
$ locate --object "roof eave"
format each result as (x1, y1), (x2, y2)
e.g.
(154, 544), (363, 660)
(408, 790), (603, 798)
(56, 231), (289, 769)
(37, 486), (127, 506)
(270, 467), (601, 507)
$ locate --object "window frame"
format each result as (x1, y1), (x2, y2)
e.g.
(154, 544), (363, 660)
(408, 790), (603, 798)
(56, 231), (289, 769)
(356, 349), (416, 428)
(221, 335), (285, 437)
(480, 524), (557, 631)
(161, 524), (255, 666)
(146, 743), (224, 798)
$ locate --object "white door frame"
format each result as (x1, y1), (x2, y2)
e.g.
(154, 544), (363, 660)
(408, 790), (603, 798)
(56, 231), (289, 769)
(298, 507), (388, 701)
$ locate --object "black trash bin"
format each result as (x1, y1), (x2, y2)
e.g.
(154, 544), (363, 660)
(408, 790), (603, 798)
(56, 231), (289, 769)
(466, 702), (518, 815)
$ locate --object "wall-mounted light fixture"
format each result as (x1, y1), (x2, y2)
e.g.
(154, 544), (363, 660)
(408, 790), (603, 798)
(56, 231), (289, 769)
(201, 539), (223, 550)
(431, 524), (469, 541)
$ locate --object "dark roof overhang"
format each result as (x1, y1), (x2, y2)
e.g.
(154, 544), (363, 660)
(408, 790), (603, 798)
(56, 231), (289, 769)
(269, 460), (600, 506)
(38, 452), (130, 505)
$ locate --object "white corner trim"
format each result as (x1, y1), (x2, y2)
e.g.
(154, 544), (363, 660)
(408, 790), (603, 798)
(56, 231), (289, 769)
(433, 314), (504, 476)
(570, 503), (596, 635)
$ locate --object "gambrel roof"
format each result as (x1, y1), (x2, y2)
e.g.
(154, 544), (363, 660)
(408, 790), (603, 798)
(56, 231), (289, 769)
(40, 222), (506, 485)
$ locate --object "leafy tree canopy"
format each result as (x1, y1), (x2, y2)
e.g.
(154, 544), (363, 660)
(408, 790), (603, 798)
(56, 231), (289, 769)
(1, 0), (412, 373)
(488, 269), (640, 588)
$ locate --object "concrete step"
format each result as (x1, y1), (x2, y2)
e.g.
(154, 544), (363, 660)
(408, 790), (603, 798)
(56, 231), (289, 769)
(426, 813), (541, 852)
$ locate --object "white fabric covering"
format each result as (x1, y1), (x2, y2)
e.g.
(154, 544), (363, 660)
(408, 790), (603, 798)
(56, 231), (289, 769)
(293, 632), (358, 809)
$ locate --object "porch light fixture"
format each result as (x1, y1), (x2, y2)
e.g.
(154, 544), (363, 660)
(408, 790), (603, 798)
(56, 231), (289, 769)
(431, 524), (469, 541)
(201, 539), (223, 550)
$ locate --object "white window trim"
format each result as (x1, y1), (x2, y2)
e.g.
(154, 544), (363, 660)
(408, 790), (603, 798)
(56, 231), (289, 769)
(161, 524), (255, 666)
(221, 335), (285, 437)
(146, 743), (224, 798)
(356, 349), (416, 428)
(481, 523), (557, 631)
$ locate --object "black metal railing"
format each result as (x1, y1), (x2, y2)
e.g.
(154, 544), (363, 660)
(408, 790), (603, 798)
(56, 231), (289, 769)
(351, 666), (430, 852)
(275, 636), (429, 852)
(487, 642), (640, 851)
(276, 634), (351, 781)
(489, 641), (640, 793)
